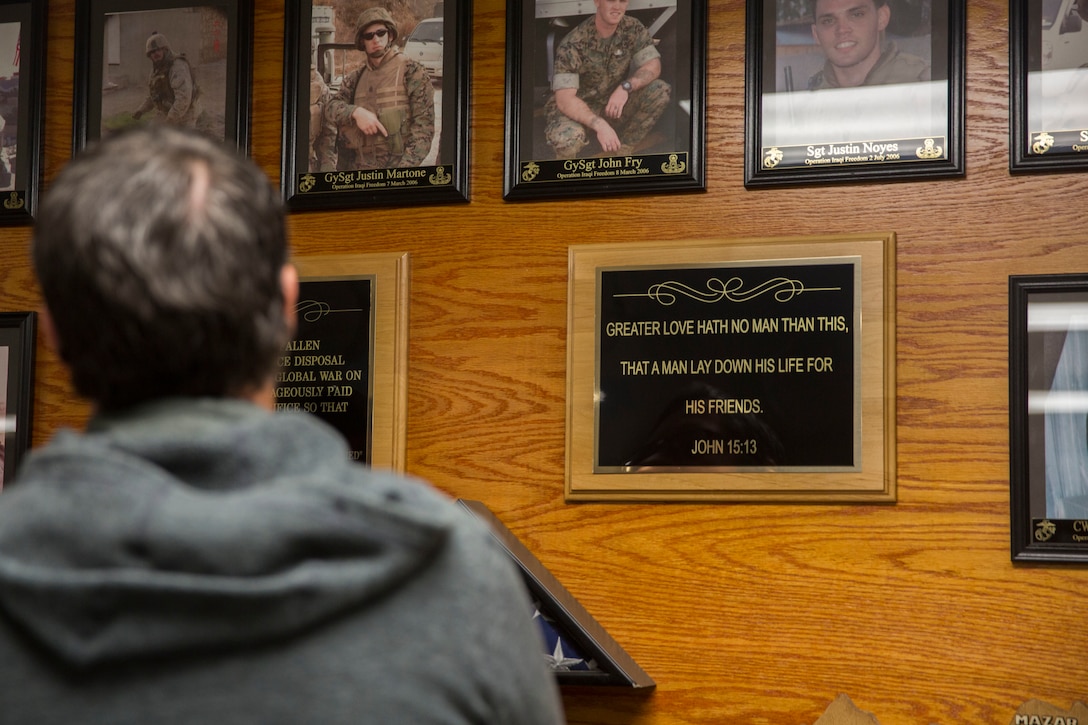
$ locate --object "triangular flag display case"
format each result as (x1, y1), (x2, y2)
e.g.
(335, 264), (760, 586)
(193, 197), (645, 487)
(456, 500), (654, 689)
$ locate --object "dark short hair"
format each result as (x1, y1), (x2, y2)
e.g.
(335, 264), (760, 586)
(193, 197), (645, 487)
(809, 0), (888, 22)
(32, 125), (290, 411)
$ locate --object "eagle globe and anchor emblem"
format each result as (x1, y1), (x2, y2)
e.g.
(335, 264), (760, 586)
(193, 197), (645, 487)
(1034, 519), (1057, 542)
(298, 173), (317, 193)
(762, 146), (784, 169)
(521, 161), (541, 182)
(1031, 131), (1055, 155)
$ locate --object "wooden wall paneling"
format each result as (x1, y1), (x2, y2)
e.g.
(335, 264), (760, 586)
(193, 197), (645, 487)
(6, 0), (1086, 722)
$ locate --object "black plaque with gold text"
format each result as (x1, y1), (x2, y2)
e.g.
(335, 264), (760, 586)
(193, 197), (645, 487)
(276, 278), (374, 464)
(596, 260), (859, 472)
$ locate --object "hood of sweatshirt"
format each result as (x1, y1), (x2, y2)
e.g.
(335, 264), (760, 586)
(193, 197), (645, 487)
(0, 399), (451, 668)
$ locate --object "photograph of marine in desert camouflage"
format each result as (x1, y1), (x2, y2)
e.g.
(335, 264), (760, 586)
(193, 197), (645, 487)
(281, 0), (471, 211)
(72, 0), (252, 151)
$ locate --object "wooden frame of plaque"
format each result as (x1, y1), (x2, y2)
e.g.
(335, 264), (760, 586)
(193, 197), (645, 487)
(284, 253), (409, 472)
(566, 233), (896, 502)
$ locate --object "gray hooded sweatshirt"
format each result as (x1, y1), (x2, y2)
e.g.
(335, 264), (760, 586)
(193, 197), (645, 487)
(0, 399), (564, 725)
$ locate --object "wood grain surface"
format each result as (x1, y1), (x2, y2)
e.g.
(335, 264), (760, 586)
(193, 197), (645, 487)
(0, 1), (1084, 723)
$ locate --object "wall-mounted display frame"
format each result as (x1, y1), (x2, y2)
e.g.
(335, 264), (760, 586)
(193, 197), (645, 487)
(503, 0), (706, 201)
(281, 1), (470, 210)
(0, 1), (44, 226)
(281, 253), (410, 472)
(1009, 273), (1088, 563)
(566, 233), (896, 503)
(456, 499), (655, 688)
(744, 0), (964, 187)
(0, 312), (35, 490)
(1009, 0), (1088, 173)
(73, 0), (252, 153)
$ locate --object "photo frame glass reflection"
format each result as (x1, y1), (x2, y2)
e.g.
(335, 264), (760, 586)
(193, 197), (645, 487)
(503, 0), (706, 200)
(73, 0), (250, 151)
(0, 19), (19, 196)
(1010, 275), (1088, 563)
(0, 312), (35, 490)
(282, 0), (470, 209)
(1024, 0), (1088, 159)
(1018, 285), (1088, 559)
(747, 0), (962, 185)
(0, 0), (45, 225)
(102, 7), (231, 140)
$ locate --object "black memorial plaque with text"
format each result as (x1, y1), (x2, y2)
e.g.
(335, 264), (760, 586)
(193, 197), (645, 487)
(596, 261), (859, 471)
(276, 278), (374, 464)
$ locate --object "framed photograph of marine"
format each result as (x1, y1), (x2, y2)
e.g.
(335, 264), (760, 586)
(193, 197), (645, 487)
(1009, 273), (1088, 563)
(1010, 0), (1088, 173)
(72, 0), (253, 152)
(503, 0), (707, 201)
(0, 311), (36, 490)
(281, 0), (471, 211)
(744, 0), (965, 187)
(0, 0), (45, 225)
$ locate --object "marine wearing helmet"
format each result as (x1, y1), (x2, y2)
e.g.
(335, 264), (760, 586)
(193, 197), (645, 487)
(354, 7), (398, 50)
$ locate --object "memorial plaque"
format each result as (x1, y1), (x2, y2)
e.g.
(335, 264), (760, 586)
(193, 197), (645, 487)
(566, 235), (896, 502)
(596, 260), (858, 472)
(278, 253), (409, 472)
(278, 277), (374, 463)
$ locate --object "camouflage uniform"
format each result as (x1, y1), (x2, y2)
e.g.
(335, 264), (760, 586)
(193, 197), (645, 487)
(326, 50), (435, 169)
(309, 67), (338, 172)
(808, 43), (930, 89)
(0, 112), (9, 189)
(134, 34), (202, 128)
(545, 15), (671, 159)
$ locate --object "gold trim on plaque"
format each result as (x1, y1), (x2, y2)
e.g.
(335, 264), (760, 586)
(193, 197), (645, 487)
(291, 252), (410, 472)
(565, 234), (896, 503)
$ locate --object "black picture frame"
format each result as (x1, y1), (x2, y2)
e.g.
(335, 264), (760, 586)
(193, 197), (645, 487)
(0, 311), (35, 490)
(0, 1), (45, 225)
(456, 499), (655, 688)
(1009, 273), (1088, 563)
(1009, 0), (1088, 173)
(281, 1), (471, 211)
(72, 0), (252, 153)
(744, 0), (965, 187)
(503, 0), (706, 201)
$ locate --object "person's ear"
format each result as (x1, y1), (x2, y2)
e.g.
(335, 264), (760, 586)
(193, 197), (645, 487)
(877, 3), (890, 32)
(281, 263), (299, 335)
(38, 306), (61, 355)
